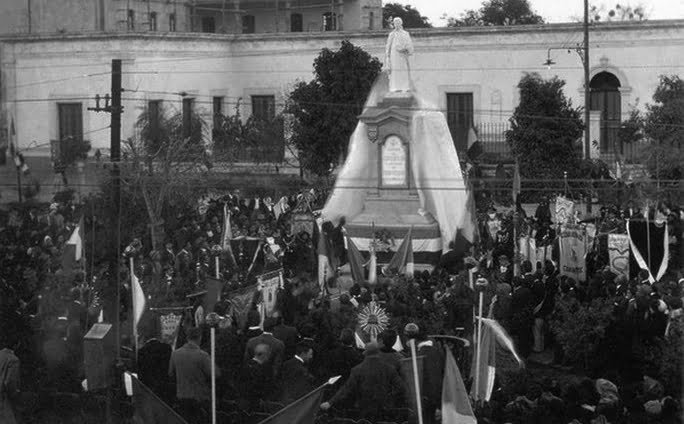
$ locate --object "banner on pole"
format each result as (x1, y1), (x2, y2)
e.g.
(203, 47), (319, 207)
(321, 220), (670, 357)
(555, 197), (574, 225)
(608, 234), (630, 278)
(159, 313), (183, 345)
(559, 224), (587, 282)
(258, 269), (283, 318)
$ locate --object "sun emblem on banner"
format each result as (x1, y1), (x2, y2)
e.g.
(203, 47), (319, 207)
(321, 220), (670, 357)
(358, 301), (390, 341)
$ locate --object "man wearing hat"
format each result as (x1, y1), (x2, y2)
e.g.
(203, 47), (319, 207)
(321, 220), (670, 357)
(244, 317), (285, 380)
(321, 342), (405, 420)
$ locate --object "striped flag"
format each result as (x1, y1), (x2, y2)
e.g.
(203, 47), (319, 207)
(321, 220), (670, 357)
(131, 267), (146, 337)
(62, 216), (84, 272)
(471, 318), (523, 402)
(442, 347), (476, 424)
(346, 235), (366, 284)
(382, 227), (413, 278)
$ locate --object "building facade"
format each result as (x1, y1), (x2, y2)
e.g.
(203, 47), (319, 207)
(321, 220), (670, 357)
(0, 0), (382, 35)
(0, 19), (682, 170)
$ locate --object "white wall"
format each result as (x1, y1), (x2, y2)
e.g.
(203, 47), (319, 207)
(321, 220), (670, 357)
(2, 20), (682, 157)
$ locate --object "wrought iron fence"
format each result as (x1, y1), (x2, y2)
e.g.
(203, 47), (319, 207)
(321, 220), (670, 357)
(475, 122), (512, 163)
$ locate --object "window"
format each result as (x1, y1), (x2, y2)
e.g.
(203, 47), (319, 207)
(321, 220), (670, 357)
(149, 12), (157, 31)
(58, 103), (84, 152)
(290, 13), (303, 32)
(201, 16), (215, 33)
(446, 93), (474, 153)
(323, 12), (337, 31)
(590, 72), (622, 154)
(127, 9), (135, 30)
(251, 95), (275, 121)
(169, 13), (176, 31)
(369, 11), (375, 30)
(182, 97), (194, 138)
(148, 100), (162, 143)
(213, 97), (223, 139)
(242, 15), (255, 33)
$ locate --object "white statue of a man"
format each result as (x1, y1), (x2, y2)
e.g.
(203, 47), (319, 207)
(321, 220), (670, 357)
(385, 17), (414, 92)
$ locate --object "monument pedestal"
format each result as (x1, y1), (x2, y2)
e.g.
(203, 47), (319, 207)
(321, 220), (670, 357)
(346, 92), (442, 266)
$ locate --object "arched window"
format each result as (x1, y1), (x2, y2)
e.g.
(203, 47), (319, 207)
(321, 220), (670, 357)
(590, 72), (621, 154)
(323, 12), (337, 31)
(291, 13), (303, 32)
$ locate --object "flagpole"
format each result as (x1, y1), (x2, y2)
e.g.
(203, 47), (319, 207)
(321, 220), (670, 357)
(130, 256), (138, 364)
(474, 289), (484, 402)
(215, 256), (220, 279)
(646, 206), (651, 280)
(408, 339), (424, 424)
(211, 326), (216, 424)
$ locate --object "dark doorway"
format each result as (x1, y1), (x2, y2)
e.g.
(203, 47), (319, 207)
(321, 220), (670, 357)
(590, 72), (621, 154)
(291, 13), (303, 32)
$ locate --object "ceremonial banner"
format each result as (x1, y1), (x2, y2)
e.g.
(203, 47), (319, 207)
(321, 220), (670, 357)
(159, 313), (183, 345)
(227, 284), (259, 329)
(627, 219), (669, 283)
(259, 269), (283, 317)
(559, 224), (587, 282)
(608, 234), (630, 278)
(555, 197), (574, 224)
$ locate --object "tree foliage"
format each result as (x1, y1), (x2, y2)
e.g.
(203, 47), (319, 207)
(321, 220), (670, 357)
(213, 100), (285, 164)
(445, 0), (544, 27)
(620, 75), (683, 180)
(590, 3), (648, 22)
(382, 3), (432, 28)
(506, 73), (584, 180)
(125, 104), (212, 248)
(286, 40), (382, 177)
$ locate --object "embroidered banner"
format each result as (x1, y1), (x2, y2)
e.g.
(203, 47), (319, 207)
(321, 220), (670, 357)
(555, 197), (574, 225)
(608, 234), (630, 278)
(159, 313), (183, 346)
(559, 224), (586, 282)
(258, 269), (283, 317)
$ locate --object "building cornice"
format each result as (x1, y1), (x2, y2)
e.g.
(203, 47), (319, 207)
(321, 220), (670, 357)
(0, 19), (682, 44)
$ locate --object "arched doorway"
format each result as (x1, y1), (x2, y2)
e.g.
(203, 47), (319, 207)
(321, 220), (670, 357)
(590, 72), (621, 155)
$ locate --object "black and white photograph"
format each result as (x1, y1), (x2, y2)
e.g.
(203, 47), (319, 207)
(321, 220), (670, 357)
(0, 0), (682, 423)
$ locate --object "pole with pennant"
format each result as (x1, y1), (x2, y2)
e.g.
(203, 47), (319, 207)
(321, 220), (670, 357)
(129, 256), (139, 362)
(408, 339), (424, 424)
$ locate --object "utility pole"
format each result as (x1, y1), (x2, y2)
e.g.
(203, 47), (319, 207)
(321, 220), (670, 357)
(583, 0), (590, 160)
(111, 59), (122, 364)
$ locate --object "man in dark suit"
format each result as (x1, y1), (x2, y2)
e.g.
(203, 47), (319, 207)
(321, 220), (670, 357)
(271, 313), (298, 360)
(378, 329), (403, 374)
(244, 318), (285, 379)
(321, 342), (405, 421)
(279, 342), (315, 403)
(138, 335), (173, 402)
(404, 324), (445, 424)
(328, 328), (363, 383)
(169, 327), (216, 423)
(241, 343), (273, 411)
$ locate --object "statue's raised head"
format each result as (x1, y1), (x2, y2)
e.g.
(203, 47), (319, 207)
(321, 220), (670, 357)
(393, 17), (403, 30)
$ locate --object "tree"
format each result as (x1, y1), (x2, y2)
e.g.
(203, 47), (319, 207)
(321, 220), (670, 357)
(125, 104), (211, 248)
(590, 3), (648, 22)
(631, 75), (684, 180)
(286, 40), (382, 177)
(213, 99), (285, 164)
(383, 3), (432, 28)
(444, 0), (544, 27)
(506, 73), (584, 181)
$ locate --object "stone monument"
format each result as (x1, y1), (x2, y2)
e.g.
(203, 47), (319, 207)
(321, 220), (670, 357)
(344, 20), (442, 266)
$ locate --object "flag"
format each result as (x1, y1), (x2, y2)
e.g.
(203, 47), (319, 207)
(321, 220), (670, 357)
(226, 284), (259, 329)
(555, 196), (574, 224)
(256, 382), (328, 424)
(62, 217), (84, 272)
(471, 318), (523, 402)
(462, 181), (480, 245)
(346, 235), (365, 284)
(442, 347), (477, 424)
(627, 218), (668, 283)
(203, 276), (223, 314)
(466, 126), (482, 160)
(131, 268), (146, 332)
(512, 160), (521, 205)
(383, 227), (413, 277)
(220, 203), (233, 249)
(315, 219), (334, 288)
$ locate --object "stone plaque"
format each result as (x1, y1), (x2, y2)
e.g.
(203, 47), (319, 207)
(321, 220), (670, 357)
(382, 135), (407, 186)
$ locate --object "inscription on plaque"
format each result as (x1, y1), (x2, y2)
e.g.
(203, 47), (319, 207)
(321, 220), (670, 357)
(382, 135), (407, 186)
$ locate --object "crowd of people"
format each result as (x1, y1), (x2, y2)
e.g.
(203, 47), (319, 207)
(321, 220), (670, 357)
(0, 186), (682, 424)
